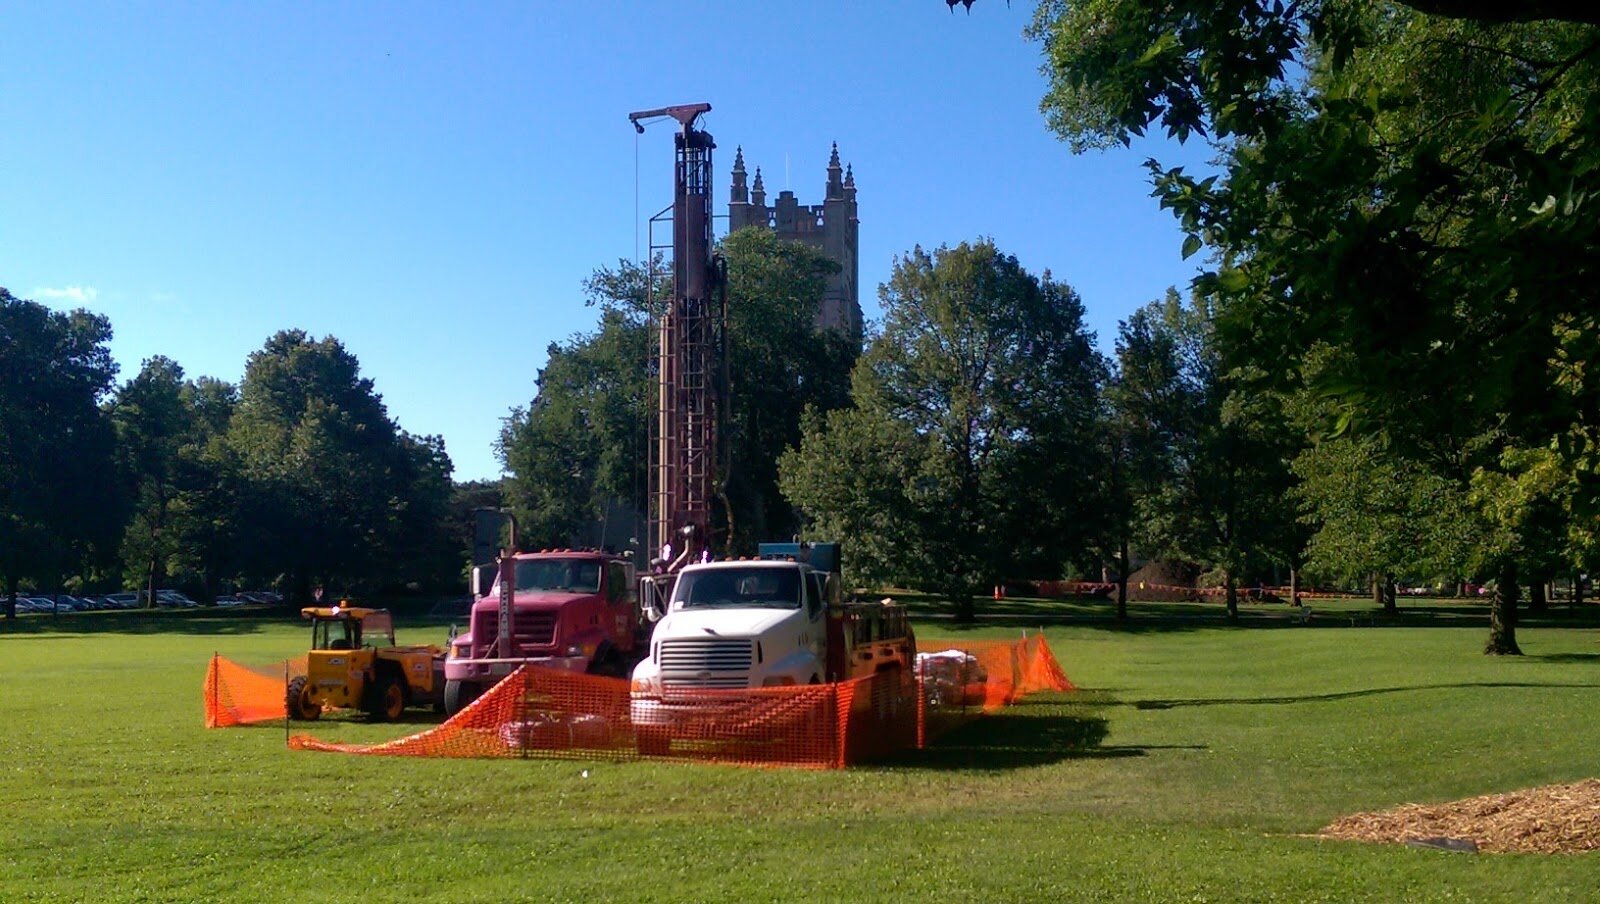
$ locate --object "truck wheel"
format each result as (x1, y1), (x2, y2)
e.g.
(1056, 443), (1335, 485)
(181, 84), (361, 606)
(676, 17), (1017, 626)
(587, 649), (625, 678)
(286, 676), (319, 721)
(636, 729), (670, 757)
(365, 673), (405, 722)
(443, 679), (478, 717)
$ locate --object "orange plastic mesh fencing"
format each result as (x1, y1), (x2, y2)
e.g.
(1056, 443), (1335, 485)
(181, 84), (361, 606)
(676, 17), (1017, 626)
(225, 634), (1071, 768)
(202, 654), (306, 728)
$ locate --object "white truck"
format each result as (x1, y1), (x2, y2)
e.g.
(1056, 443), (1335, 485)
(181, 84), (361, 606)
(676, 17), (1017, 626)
(628, 542), (914, 755)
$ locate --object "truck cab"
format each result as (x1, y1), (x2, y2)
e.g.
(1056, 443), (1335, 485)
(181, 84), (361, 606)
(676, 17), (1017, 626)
(629, 547), (914, 752)
(443, 550), (638, 714)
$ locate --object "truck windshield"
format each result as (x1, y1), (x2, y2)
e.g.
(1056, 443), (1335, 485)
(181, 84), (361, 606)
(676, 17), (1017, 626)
(513, 559), (602, 593)
(676, 567), (801, 610)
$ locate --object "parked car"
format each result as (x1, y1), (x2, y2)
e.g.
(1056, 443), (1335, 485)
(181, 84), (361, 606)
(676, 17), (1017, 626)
(102, 592), (137, 609)
(215, 595), (245, 607)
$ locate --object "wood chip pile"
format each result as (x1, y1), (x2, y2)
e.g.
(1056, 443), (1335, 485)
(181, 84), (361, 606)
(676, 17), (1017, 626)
(1318, 779), (1600, 853)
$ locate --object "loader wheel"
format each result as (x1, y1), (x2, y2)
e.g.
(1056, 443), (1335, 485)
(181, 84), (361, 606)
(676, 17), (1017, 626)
(286, 676), (319, 722)
(443, 679), (479, 717)
(365, 673), (406, 722)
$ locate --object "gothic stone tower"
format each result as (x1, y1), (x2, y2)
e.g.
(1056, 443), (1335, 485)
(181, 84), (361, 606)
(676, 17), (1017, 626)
(727, 143), (861, 340)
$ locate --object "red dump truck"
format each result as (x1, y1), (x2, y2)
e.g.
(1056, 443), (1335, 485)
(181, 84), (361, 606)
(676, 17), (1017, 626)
(442, 549), (640, 715)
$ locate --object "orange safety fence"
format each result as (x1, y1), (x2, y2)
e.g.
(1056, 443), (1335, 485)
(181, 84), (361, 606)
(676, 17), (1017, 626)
(202, 655), (306, 728)
(206, 634), (1072, 768)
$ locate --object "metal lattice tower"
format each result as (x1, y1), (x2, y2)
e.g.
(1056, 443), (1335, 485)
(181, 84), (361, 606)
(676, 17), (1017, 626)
(629, 103), (726, 566)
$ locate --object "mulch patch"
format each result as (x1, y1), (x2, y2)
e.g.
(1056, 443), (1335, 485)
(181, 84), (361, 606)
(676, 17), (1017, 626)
(1317, 779), (1600, 854)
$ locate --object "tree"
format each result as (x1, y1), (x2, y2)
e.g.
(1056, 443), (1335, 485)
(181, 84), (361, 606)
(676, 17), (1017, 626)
(1028, 1), (1600, 650)
(110, 357), (192, 606)
(226, 330), (453, 600)
(500, 232), (857, 556)
(499, 309), (652, 550)
(783, 240), (1105, 621)
(0, 290), (121, 617)
(720, 228), (856, 550)
(1108, 291), (1298, 622)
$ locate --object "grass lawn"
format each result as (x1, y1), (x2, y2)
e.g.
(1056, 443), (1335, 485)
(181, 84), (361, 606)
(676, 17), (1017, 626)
(2, 601), (1597, 902)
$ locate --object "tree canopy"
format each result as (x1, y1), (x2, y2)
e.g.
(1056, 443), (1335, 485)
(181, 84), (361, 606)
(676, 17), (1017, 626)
(782, 239), (1104, 620)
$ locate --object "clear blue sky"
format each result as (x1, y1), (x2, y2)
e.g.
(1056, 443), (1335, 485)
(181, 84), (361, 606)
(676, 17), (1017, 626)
(5, 1), (1211, 483)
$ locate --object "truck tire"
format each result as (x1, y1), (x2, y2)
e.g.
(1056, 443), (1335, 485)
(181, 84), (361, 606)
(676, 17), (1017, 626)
(443, 679), (478, 717)
(364, 672), (406, 722)
(286, 675), (319, 721)
(586, 647), (625, 678)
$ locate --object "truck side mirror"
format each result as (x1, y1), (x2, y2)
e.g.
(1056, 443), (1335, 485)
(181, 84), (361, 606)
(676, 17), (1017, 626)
(471, 564), (496, 598)
(638, 576), (666, 623)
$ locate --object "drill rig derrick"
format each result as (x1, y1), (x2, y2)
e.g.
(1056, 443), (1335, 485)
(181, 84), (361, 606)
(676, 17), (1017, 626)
(628, 103), (727, 572)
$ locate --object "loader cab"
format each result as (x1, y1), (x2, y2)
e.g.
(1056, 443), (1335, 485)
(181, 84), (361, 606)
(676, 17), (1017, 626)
(302, 606), (395, 651)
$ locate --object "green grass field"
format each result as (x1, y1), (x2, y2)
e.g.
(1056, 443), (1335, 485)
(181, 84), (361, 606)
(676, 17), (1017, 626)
(3, 600), (1598, 903)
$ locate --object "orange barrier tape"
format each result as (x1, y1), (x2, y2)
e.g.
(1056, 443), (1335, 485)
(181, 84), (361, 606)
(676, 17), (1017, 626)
(202, 654), (305, 727)
(211, 634), (1072, 768)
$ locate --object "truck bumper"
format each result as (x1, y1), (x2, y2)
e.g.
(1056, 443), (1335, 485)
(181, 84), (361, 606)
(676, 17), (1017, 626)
(444, 655), (590, 682)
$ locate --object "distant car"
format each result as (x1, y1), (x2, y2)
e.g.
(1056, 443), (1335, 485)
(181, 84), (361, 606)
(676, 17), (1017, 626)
(105, 593), (139, 609)
(215, 596), (245, 607)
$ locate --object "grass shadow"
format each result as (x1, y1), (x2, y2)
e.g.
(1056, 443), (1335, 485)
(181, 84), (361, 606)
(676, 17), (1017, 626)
(877, 710), (1127, 771)
(1128, 680), (1600, 710)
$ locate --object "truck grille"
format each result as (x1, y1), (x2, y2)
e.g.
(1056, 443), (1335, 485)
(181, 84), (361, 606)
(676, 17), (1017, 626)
(476, 611), (556, 652)
(660, 638), (754, 690)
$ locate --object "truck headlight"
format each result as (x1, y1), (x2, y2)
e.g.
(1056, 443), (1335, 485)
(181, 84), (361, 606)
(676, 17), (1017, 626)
(631, 675), (661, 695)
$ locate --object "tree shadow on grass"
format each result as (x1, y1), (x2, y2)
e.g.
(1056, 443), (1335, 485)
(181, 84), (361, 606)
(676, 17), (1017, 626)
(1526, 652), (1600, 664)
(1128, 680), (1600, 710)
(876, 697), (1208, 772)
(2, 608), (459, 639)
(894, 592), (1600, 635)
(0, 610), (285, 637)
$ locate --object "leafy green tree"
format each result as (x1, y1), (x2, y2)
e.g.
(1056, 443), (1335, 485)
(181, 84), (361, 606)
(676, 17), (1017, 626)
(1101, 291), (1199, 619)
(226, 330), (453, 601)
(1028, 1), (1600, 650)
(783, 240), (1105, 621)
(110, 357), (192, 605)
(501, 233), (856, 556)
(1108, 291), (1298, 621)
(500, 308), (652, 550)
(0, 290), (121, 617)
(720, 228), (857, 550)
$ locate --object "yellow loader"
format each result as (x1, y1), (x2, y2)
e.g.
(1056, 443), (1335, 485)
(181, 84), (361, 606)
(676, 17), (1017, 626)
(287, 603), (445, 721)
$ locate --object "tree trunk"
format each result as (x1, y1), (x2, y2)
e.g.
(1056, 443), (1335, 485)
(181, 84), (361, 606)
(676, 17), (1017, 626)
(1485, 562), (1522, 655)
(1371, 573), (1384, 609)
(4, 577), (15, 620)
(1289, 566), (1300, 608)
(953, 590), (975, 624)
(1115, 535), (1129, 622)
(1382, 573), (1397, 615)
(1527, 574), (1548, 613)
(1576, 572), (1585, 609)
(1224, 569), (1239, 624)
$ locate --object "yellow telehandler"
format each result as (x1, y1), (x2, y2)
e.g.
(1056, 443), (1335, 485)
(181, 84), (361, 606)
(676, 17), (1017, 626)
(287, 603), (445, 721)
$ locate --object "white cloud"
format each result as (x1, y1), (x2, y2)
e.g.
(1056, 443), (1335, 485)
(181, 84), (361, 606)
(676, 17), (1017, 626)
(33, 285), (100, 303)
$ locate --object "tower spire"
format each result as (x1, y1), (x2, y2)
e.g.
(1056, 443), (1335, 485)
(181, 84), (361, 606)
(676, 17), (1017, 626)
(826, 142), (844, 200)
(730, 145), (748, 203)
(751, 166), (766, 207)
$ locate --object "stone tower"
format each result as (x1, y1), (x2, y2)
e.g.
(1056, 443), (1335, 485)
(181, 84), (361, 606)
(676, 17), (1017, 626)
(728, 144), (861, 339)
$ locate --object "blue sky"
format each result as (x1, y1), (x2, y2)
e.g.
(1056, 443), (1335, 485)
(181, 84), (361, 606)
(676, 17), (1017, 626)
(6, 1), (1211, 482)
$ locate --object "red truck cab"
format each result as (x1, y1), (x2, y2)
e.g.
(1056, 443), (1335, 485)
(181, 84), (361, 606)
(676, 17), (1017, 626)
(443, 550), (638, 715)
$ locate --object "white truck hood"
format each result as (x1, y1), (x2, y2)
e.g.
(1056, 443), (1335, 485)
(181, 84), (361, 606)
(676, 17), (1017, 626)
(658, 606), (803, 639)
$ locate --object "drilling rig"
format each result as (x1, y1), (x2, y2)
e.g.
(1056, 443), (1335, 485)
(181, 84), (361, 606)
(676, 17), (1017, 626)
(626, 106), (914, 756)
(628, 103), (728, 576)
